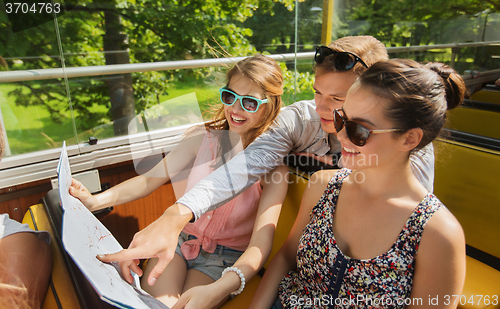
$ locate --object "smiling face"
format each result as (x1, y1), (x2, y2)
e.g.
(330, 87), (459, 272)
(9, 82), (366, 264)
(314, 71), (358, 135)
(224, 73), (267, 139)
(337, 82), (408, 170)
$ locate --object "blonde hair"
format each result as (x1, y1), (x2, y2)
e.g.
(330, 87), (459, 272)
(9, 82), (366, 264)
(314, 35), (388, 77)
(205, 54), (284, 148)
(0, 283), (32, 309)
(0, 262), (33, 309)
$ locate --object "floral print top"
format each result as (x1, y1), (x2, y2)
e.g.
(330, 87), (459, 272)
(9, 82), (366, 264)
(278, 169), (443, 308)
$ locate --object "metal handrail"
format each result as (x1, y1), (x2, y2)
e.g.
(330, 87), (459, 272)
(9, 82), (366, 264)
(0, 52), (313, 82)
(385, 40), (500, 52)
(1, 41), (499, 83)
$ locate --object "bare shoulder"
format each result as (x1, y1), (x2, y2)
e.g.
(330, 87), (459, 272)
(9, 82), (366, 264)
(183, 124), (208, 140)
(418, 205), (466, 258)
(175, 125), (208, 153)
(309, 168), (339, 184)
(308, 169), (339, 191)
(425, 206), (464, 241)
(302, 169), (339, 205)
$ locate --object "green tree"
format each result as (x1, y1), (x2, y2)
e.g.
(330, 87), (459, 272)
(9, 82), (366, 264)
(333, 0), (499, 69)
(340, 0), (498, 47)
(0, 0), (295, 137)
(242, 0), (321, 55)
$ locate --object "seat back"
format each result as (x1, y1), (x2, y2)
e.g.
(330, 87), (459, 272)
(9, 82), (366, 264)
(39, 189), (116, 309)
(264, 169), (309, 269)
(434, 140), (500, 262)
(470, 85), (500, 105)
(438, 87), (500, 266)
(23, 204), (80, 309)
(446, 99), (500, 140)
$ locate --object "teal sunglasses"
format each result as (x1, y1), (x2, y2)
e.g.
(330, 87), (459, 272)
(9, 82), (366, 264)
(219, 86), (268, 113)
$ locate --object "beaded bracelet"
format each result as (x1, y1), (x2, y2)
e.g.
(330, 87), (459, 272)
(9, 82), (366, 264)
(221, 266), (246, 296)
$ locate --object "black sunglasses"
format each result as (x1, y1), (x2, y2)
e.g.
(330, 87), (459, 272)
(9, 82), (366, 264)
(314, 46), (368, 71)
(333, 109), (403, 146)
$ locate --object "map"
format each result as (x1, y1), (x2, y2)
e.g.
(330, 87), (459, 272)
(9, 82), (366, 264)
(58, 142), (169, 309)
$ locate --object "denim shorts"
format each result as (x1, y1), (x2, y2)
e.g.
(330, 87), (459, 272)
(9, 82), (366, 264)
(0, 214), (51, 244)
(174, 232), (244, 281)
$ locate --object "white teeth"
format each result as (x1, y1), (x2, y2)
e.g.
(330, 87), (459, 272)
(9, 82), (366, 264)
(343, 146), (359, 154)
(231, 115), (246, 123)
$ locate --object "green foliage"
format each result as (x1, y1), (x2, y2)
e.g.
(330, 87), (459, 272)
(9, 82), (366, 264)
(1, 0), (498, 155)
(242, 0), (321, 55)
(340, 0), (498, 47)
(0, 0), (293, 134)
(281, 62), (314, 104)
(133, 70), (171, 113)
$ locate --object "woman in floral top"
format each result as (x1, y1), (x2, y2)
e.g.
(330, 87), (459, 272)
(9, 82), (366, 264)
(250, 59), (467, 309)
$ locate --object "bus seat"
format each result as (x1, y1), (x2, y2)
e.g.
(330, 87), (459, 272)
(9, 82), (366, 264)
(461, 256), (500, 309)
(264, 169), (308, 269)
(446, 103), (500, 140)
(22, 203), (80, 309)
(470, 85), (500, 105)
(221, 169), (308, 308)
(27, 189), (116, 309)
(434, 139), (500, 308)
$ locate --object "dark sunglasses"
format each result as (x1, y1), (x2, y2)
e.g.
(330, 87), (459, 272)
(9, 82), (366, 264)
(333, 109), (403, 146)
(314, 46), (368, 71)
(219, 87), (268, 113)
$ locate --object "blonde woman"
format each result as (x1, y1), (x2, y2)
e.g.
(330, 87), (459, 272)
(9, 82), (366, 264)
(71, 54), (288, 308)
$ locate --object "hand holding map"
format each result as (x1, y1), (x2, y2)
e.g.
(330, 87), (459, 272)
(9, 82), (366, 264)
(58, 142), (169, 309)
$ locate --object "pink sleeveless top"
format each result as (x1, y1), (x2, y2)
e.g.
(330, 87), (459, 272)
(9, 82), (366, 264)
(181, 131), (262, 260)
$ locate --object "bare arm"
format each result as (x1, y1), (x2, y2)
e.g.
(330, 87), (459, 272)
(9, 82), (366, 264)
(69, 129), (205, 212)
(172, 165), (290, 309)
(79, 129), (206, 286)
(407, 207), (466, 308)
(250, 169), (336, 309)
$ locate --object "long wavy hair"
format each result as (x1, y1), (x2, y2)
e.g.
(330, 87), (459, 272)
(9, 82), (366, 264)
(204, 54), (284, 148)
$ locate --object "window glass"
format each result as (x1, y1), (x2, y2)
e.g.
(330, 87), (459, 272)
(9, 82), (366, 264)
(0, 8), (75, 156)
(0, 0), (498, 160)
(331, 0), (499, 72)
